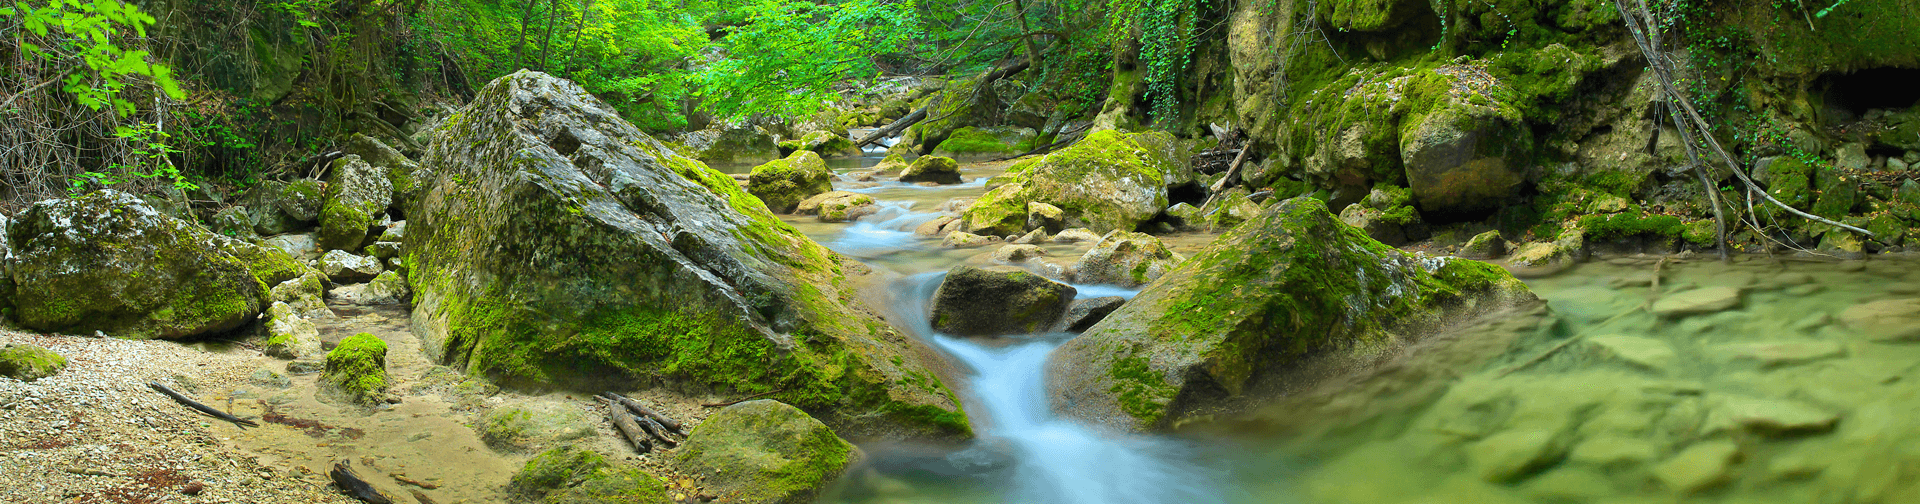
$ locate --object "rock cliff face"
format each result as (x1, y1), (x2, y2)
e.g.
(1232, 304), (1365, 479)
(405, 71), (969, 439)
(1048, 198), (1538, 432)
(7, 190), (272, 339)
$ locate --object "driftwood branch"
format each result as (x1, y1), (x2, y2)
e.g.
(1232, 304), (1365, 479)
(605, 392), (686, 434)
(330, 462), (397, 504)
(853, 107), (927, 148)
(149, 382), (258, 428)
(598, 396), (652, 454)
(700, 389), (784, 409)
(635, 414), (678, 449)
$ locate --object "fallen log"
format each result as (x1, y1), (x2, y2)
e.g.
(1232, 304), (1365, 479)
(635, 414), (678, 449)
(604, 392), (685, 435)
(330, 462), (396, 504)
(598, 396), (652, 454)
(853, 107), (927, 148)
(149, 382), (258, 428)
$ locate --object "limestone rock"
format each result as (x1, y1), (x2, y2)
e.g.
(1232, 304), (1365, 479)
(678, 127), (781, 167)
(1053, 296), (1126, 333)
(1653, 440), (1740, 493)
(930, 266), (1076, 337)
(899, 155), (962, 185)
(672, 400), (859, 504)
(278, 179), (326, 223)
(990, 244), (1047, 263)
(960, 131), (1193, 235)
(748, 151), (833, 213)
(1072, 232), (1185, 288)
(406, 71), (967, 438)
(9, 190), (268, 339)
(915, 216), (958, 237)
(329, 271), (410, 306)
(1840, 298), (1920, 341)
(323, 332), (389, 405)
(1652, 287), (1743, 317)
(263, 233), (321, 261)
(483, 400), (598, 454)
(794, 130), (859, 158)
(871, 153), (909, 175)
(364, 241), (402, 259)
(941, 231), (992, 249)
(1048, 198), (1537, 431)
(1026, 201), (1065, 232)
(0, 343), (66, 381)
(344, 133), (429, 213)
(1508, 231), (1586, 268)
(1458, 231), (1507, 259)
(1011, 228), (1048, 245)
(795, 191), (876, 223)
(379, 221), (406, 242)
(263, 302), (322, 359)
(318, 250), (383, 283)
(318, 155), (393, 251)
(1052, 228), (1103, 243)
(1402, 91), (1531, 216)
(272, 271), (332, 319)
(211, 206), (258, 241)
(1585, 334), (1677, 373)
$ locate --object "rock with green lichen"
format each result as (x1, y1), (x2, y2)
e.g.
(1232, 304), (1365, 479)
(510, 444), (608, 495)
(272, 271), (332, 319)
(545, 466), (673, 504)
(482, 400), (598, 453)
(961, 130), (1194, 235)
(899, 156), (962, 185)
(903, 77), (1002, 155)
(672, 400), (860, 504)
(237, 181), (301, 236)
(8, 190), (268, 339)
(1509, 230), (1586, 268)
(1812, 169), (1860, 218)
(323, 332), (389, 405)
(795, 191), (877, 223)
(871, 153), (910, 175)
(0, 343), (66, 381)
(1027, 201), (1065, 232)
(319, 250), (383, 283)
(512, 444), (674, 503)
(364, 241), (401, 259)
(748, 150), (834, 213)
(1765, 157), (1815, 208)
(344, 133), (430, 214)
(1458, 231), (1507, 259)
(940, 231), (992, 249)
(263, 302), (322, 359)
(329, 270), (410, 306)
(931, 126), (1032, 160)
(929, 265), (1076, 337)
(1401, 90), (1531, 216)
(1047, 198), (1538, 432)
(406, 71), (969, 439)
(318, 155), (393, 251)
(1072, 231), (1186, 288)
(679, 127), (782, 167)
(794, 130), (859, 158)
(211, 206), (258, 241)
(219, 233), (315, 288)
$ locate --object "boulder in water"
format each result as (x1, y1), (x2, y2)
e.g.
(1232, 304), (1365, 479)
(960, 130), (1194, 235)
(795, 191), (876, 223)
(672, 400), (859, 504)
(929, 266), (1076, 337)
(1072, 231), (1185, 288)
(1840, 298), (1920, 341)
(899, 155), (962, 185)
(263, 302), (322, 359)
(482, 400), (599, 454)
(405, 71), (968, 438)
(513, 444), (670, 503)
(323, 332), (389, 405)
(8, 190), (269, 339)
(1047, 198), (1537, 431)
(748, 150), (834, 213)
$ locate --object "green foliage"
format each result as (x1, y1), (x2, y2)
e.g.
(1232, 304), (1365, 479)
(695, 0), (920, 120)
(4, 0), (185, 116)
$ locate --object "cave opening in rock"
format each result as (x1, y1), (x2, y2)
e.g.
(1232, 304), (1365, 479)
(1819, 67), (1920, 120)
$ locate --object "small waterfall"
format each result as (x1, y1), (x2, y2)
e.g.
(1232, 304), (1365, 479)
(822, 201), (942, 259)
(892, 274), (1226, 504)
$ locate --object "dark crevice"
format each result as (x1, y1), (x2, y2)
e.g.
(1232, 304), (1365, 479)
(1819, 67), (1920, 120)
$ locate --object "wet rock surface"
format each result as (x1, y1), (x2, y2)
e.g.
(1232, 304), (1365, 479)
(929, 265), (1076, 337)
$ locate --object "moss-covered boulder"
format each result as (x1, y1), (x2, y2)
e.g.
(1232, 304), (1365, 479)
(1047, 198), (1538, 431)
(904, 76), (1003, 155)
(318, 250), (383, 283)
(961, 130), (1194, 235)
(748, 150), (834, 213)
(323, 332), (388, 405)
(8, 190), (269, 339)
(343, 133), (429, 215)
(406, 71), (968, 439)
(211, 206), (258, 241)
(481, 400), (598, 453)
(513, 444), (672, 503)
(318, 155), (393, 251)
(0, 343), (66, 381)
(899, 156), (962, 185)
(796, 191), (877, 223)
(680, 127), (782, 167)
(271, 270), (332, 319)
(280, 179), (326, 223)
(871, 153), (910, 175)
(545, 466), (673, 504)
(672, 400), (859, 504)
(929, 266), (1076, 337)
(1072, 232), (1186, 288)
(795, 131), (859, 158)
(263, 302), (322, 359)
(1458, 230), (1507, 259)
(1400, 87), (1531, 216)
(931, 126), (1032, 160)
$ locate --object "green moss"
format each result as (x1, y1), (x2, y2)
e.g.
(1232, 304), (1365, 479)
(0, 344), (67, 381)
(545, 467), (671, 504)
(511, 444), (610, 495)
(933, 127), (1015, 154)
(324, 332), (389, 404)
(1108, 352), (1176, 423)
(1576, 211), (1686, 240)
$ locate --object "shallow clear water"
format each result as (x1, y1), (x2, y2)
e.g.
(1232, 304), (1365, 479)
(798, 159), (1920, 503)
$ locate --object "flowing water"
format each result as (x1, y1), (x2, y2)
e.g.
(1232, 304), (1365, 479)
(796, 155), (1920, 503)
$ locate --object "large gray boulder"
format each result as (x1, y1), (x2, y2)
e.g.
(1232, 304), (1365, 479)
(343, 133), (430, 215)
(961, 130), (1194, 235)
(929, 266), (1076, 337)
(8, 190), (269, 339)
(1072, 231), (1186, 288)
(405, 71), (969, 439)
(678, 126), (781, 167)
(1048, 198), (1538, 432)
(898, 156), (961, 185)
(1401, 93), (1531, 216)
(318, 155), (393, 251)
(672, 400), (859, 504)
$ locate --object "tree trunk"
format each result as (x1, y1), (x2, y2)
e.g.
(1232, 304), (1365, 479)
(538, 0), (562, 71)
(514, 0), (537, 70)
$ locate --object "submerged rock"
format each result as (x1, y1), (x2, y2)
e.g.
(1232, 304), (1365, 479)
(1047, 198), (1536, 431)
(323, 332), (388, 405)
(1839, 298), (1920, 341)
(406, 71), (968, 438)
(929, 266), (1076, 337)
(1651, 287), (1743, 317)
(1653, 440), (1739, 493)
(1072, 231), (1185, 288)
(961, 130), (1194, 235)
(748, 150), (834, 213)
(899, 155), (962, 185)
(672, 400), (859, 504)
(9, 190), (268, 339)
(0, 343), (66, 381)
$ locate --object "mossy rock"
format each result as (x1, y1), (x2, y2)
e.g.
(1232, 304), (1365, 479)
(928, 266), (1076, 337)
(961, 130), (1194, 235)
(904, 76), (1003, 154)
(871, 153), (910, 175)
(8, 190), (268, 339)
(264, 302), (322, 359)
(279, 179), (326, 223)
(318, 155), (392, 251)
(1765, 157), (1815, 208)
(1047, 198), (1538, 431)
(480, 400), (597, 453)
(0, 343), (66, 381)
(510, 444), (608, 496)
(930, 127), (1031, 160)
(1072, 232), (1187, 288)
(1458, 231), (1507, 259)
(899, 156), (962, 185)
(796, 131), (859, 158)
(323, 332), (389, 405)
(672, 400), (859, 504)
(748, 151), (834, 213)
(343, 133), (428, 215)
(211, 206), (258, 241)
(545, 466), (672, 504)
(406, 71), (968, 439)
